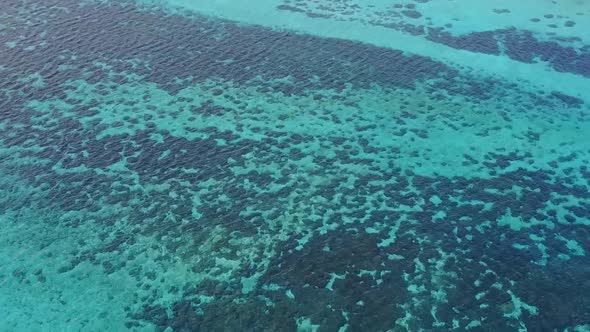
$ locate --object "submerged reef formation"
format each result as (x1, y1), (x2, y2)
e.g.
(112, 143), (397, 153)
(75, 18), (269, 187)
(0, 0), (589, 331)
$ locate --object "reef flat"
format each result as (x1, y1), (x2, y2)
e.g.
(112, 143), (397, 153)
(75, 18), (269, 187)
(0, 0), (589, 331)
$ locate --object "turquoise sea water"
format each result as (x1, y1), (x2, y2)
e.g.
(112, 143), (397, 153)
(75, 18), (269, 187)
(1, 0), (590, 330)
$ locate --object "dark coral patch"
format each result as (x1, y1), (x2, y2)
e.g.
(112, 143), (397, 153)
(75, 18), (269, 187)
(564, 20), (576, 27)
(550, 91), (584, 108)
(424, 26), (590, 78)
(260, 229), (408, 329)
(426, 28), (500, 55)
(402, 10), (422, 19)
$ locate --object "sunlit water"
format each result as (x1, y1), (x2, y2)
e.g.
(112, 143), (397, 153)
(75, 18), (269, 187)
(1, 0), (590, 330)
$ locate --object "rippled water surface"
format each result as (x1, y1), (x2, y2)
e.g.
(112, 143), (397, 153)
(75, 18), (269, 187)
(1, 0), (590, 330)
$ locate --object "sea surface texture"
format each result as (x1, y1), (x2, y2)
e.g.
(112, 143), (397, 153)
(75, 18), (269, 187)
(1, 0), (590, 331)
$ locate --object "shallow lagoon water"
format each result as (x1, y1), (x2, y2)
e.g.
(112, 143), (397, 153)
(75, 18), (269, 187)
(1, 0), (590, 331)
